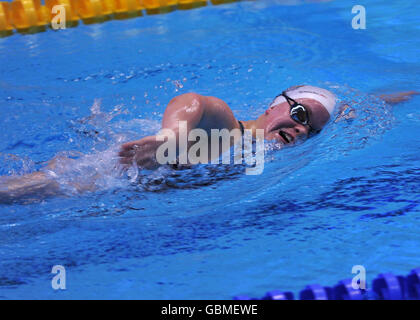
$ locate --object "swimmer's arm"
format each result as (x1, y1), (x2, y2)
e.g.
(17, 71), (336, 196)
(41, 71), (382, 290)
(160, 92), (206, 134)
(161, 93), (238, 135)
(0, 172), (61, 204)
(335, 91), (419, 123)
(119, 93), (206, 167)
(379, 91), (419, 105)
(119, 93), (238, 168)
(0, 154), (101, 203)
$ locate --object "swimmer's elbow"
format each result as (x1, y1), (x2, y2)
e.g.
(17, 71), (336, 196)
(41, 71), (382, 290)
(170, 92), (204, 106)
(164, 93), (205, 127)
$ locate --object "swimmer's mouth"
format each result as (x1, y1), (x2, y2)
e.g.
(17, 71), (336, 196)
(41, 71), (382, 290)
(278, 130), (293, 144)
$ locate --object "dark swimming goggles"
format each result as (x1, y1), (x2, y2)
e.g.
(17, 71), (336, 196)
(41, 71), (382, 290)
(281, 91), (320, 136)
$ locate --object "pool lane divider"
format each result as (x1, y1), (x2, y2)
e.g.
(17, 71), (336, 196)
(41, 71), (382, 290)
(0, 2), (13, 35)
(233, 267), (420, 300)
(0, 0), (242, 36)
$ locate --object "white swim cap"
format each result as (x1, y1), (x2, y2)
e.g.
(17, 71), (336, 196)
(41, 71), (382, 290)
(271, 85), (337, 116)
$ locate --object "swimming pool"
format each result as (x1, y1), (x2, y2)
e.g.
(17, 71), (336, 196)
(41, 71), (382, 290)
(0, 0), (419, 299)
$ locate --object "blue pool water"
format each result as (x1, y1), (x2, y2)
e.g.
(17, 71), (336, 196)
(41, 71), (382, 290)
(0, 0), (419, 299)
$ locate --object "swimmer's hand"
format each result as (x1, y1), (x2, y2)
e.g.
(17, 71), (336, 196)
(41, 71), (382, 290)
(335, 91), (419, 123)
(379, 91), (419, 105)
(119, 135), (164, 170)
(335, 104), (356, 123)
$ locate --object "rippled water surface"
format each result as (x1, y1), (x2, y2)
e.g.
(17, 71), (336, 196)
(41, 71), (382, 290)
(0, 0), (419, 299)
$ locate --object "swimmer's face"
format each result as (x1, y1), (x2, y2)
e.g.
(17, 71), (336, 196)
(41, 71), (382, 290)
(260, 98), (330, 144)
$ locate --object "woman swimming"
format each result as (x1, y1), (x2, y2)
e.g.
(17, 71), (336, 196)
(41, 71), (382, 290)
(119, 85), (335, 169)
(0, 85), (417, 203)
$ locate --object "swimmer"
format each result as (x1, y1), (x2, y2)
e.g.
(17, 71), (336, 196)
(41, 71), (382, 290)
(119, 85), (336, 169)
(0, 86), (418, 203)
(119, 87), (418, 168)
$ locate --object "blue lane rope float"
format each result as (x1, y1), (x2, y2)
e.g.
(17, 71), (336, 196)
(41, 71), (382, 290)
(0, 0), (244, 37)
(233, 267), (420, 300)
(406, 268), (420, 300)
(372, 273), (407, 300)
(333, 278), (365, 300)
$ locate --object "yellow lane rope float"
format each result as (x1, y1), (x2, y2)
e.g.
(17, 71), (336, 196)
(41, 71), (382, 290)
(0, 0), (242, 36)
(0, 1), (13, 36)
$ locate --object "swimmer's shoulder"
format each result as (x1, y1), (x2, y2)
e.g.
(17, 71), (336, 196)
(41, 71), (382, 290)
(201, 95), (239, 130)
